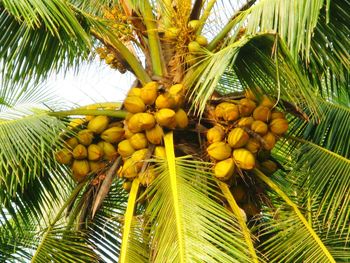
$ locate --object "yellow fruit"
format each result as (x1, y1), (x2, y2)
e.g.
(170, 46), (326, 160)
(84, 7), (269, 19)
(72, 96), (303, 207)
(121, 158), (139, 178)
(88, 116), (109, 134)
(107, 121), (123, 129)
(72, 160), (90, 182)
(214, 158), (235, 180)
(260, 95), (275, 109)
(101, 127), (125, 143)
(131, 148), (149, 169)
(100, 142), (118, 160)
(127, 87), (141, 97)
(262, 132), (276, 150)
(238, 98), (256, 117)
(77, 129), (94, 146)
(245, 138), (261, 153)
(64, 137), (79, 150)
(125, 112), (133, 121)
(169, 84), (185, 96)
(195, 35), (208, 46)
(253, 106), (271, 122)
(88, 144), (104, 161)
(260, 160), (278, 175)
(215, 102), (239, 121)
(207, 142), (232, 161)
(232, 148), (256, 170)
(269, 118), (289, 135)
(124, 96), (146, 113)
(188, 41), (202, 53)
(89, 161), (106, 173)
(185, 54), (197, 66)
(140, 81), (158, 105)
(122, 181), (132, 192)
(155, 108), (176, 128)
(231, 185), (246, 202)
(155, 93), (176, 109)
(117, 139), (135, 158)
(188, 20), (200, 31)
(154, 146), (166, 159)
(271, 110), (285, 120)
(124, 127), (134, 139)
(55, 149), (73, 165)
(175, 109), (189, 128)
(72, 144), (88, 160)
(251, 120), (268, 135)
(146, 125), (164, 145)
(164, 27), (180, 39)
(129, 133), (148, 150)
(139, 166), (157, 186)
(237, 117), (254, 128)
(127, 113), (156, 133)
(227, 128), (249, 148)
(206, 126), (225, 144)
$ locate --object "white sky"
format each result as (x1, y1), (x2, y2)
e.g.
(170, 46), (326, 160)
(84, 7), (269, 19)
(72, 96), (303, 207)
(48, 58), (133, 107)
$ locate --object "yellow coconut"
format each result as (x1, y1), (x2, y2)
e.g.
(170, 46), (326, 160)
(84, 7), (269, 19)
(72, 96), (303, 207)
(215, 102), (239, 121)
(107, 121), (123, 129)
(87, 115), (109, 134)
(129, 133), (148, 150)
(175, 108), (189, 128)
(73, 144), (88, 160)
(127, 113), (156, 133)
(140, 81), (158, 105)
(227, 128), (249, 148)
(65, 137), (79, 150)
(164, 27), (180, 39)
(121, 158), (139, 178)
(253, 106), (271, 122)
(269, 118), (289, 135)
(146, 125), (164, 145)
(131, 148), (149, 169)
(271, 110), (285, 120)
(72, 160), (90, 182)
(124, 127), (134, 139)
(89, 161), (106, 173)
(127, 87), (142, 97)
(188, 41), (202, 53)
(251, 120), (268, 135)
(55, 149), (73, 165)
(117, 139), (135, 158)
(232, 148), (256, 170)
(155, 108), (176, 128)
(244, 89), (257, 101)
(77, 129), (94, 146)
(195, 35), (208, 46)
(260, 95), (276, 109)
(237, 117), (254, 128)
(206, 126), (225, 144)
(139, 166), (157, 186)
(188, 19), (200, 31)
(238, 98), (256, 117)
(124, 96), (146, 113)
(101, 142), (118, 160)
(87, 144), (104, 161)
(214, 158), (235, 180)
(155, 93), (176, 109)
(245, 138), (261, 154)
(68, 118), (86, 129)
(101, 127), (125, 143)
(169, 83), (184, 96)
(154, 146), (166, 159)
(262, 132), (277, 150)
(122, 181), (132, 192)
(207, 142), (232, 161)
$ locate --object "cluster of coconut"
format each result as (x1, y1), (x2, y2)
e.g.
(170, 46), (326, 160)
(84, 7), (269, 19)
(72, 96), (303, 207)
(206, 92), (289, 181)
(55, 115), (124, 182)
(118, 81), (189, 188)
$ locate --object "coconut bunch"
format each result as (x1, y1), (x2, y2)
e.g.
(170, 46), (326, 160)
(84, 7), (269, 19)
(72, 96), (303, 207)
(55, 115), (124, 183)
(206, 92), (288, 181)
(117, 81), (189, 188)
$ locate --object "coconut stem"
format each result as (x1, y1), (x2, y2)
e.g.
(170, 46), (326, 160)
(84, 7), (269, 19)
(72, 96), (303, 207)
(49, 109), (128, 119)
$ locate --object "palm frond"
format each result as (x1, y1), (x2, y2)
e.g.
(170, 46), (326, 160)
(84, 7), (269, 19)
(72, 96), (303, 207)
(255, 169), (337, 263)
(144, 132), (262, 262)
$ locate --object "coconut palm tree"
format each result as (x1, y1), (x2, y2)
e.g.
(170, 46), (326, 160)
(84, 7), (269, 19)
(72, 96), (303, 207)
(0, 0), (349, 262)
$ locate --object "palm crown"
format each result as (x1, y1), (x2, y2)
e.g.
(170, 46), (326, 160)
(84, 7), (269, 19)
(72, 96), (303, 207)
(0, 0), (349, 262)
